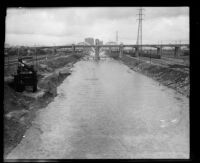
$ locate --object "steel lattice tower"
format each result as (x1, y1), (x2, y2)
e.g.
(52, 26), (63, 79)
(136, 7), (144, 53)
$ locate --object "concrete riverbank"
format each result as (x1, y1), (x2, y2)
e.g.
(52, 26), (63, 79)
(120, 55), (189, 97)
(4, 53), (189, 158)
(5, 56), (189, 159)
(4, 53), (83, 156)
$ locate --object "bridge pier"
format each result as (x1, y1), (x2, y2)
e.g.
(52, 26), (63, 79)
(119, 44), (124, 58)
(95, 46), (100, 60)
(174, 46), (181, 57)
(109, 47), (111, 54)
(157, 47), (162, 56)
(72, 44), (75, 55)
(132, 47), (135, 56)
(95, 40), (100, 60)
(135, 46), (139, 57)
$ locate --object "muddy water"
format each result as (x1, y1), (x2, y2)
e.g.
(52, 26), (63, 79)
(6, 54), (189, 159)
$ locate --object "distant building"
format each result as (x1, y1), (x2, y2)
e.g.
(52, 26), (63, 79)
(85, 38), (94, 45)
(95, 39), (103, 45)
(99, 41), (103, 45)
(95, 39), (99, 45)
(106, 41), (117, 45)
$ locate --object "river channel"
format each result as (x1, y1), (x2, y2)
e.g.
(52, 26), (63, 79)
(6, 53), (189, 159)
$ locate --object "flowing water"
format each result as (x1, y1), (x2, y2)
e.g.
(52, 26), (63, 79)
(6, 53), (189, 159)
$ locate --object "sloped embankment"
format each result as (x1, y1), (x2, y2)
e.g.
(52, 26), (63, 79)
(4, 54), (83, 156)
(121, 55), (189, 97)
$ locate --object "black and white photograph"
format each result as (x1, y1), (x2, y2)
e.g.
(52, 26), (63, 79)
(4, 7), (189, 160)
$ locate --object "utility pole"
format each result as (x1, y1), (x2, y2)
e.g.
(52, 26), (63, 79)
(116, 31), (118, 44)
(136, 7), (145, 58)
(34, 44), (37, 71)
(17, 46), (19, 59)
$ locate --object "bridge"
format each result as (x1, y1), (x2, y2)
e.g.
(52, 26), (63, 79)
(32, 43), (189, 60)
(5, 43), (189, 61)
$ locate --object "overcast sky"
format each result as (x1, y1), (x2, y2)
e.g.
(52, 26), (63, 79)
(5, 7), (189, 46)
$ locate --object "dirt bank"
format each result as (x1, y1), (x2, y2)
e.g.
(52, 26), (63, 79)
(120, 55), (189, 97)
(4, 53), (83, 156)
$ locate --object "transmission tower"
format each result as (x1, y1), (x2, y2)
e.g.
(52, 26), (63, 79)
(136, 7), (145, 53)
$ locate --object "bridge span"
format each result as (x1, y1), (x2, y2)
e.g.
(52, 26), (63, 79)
(34, 43), (189, 60)
(6, 43), (189, 60)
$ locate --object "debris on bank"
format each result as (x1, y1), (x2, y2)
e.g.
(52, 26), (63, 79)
(120, 55), (189, 97)
(4, 53), (83, 156)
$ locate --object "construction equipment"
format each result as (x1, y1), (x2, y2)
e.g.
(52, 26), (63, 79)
(13, 56), (38, 92)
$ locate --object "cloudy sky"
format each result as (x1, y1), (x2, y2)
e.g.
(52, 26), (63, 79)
(5, 7), (189, 46)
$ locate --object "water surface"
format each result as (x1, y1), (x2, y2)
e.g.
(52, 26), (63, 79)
(6, 55), (189, 159)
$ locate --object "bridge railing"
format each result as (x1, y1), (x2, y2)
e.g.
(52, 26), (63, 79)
(4, 44), (189, 51)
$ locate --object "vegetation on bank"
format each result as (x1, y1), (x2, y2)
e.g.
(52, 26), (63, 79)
(4, 53), (83, 156)
(121, 55), (189, 97)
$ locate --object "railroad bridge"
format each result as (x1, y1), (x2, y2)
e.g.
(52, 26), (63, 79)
(34, 42), (189, 60)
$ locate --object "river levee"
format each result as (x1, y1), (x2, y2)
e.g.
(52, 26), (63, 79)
(5, 54), (189, 159)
